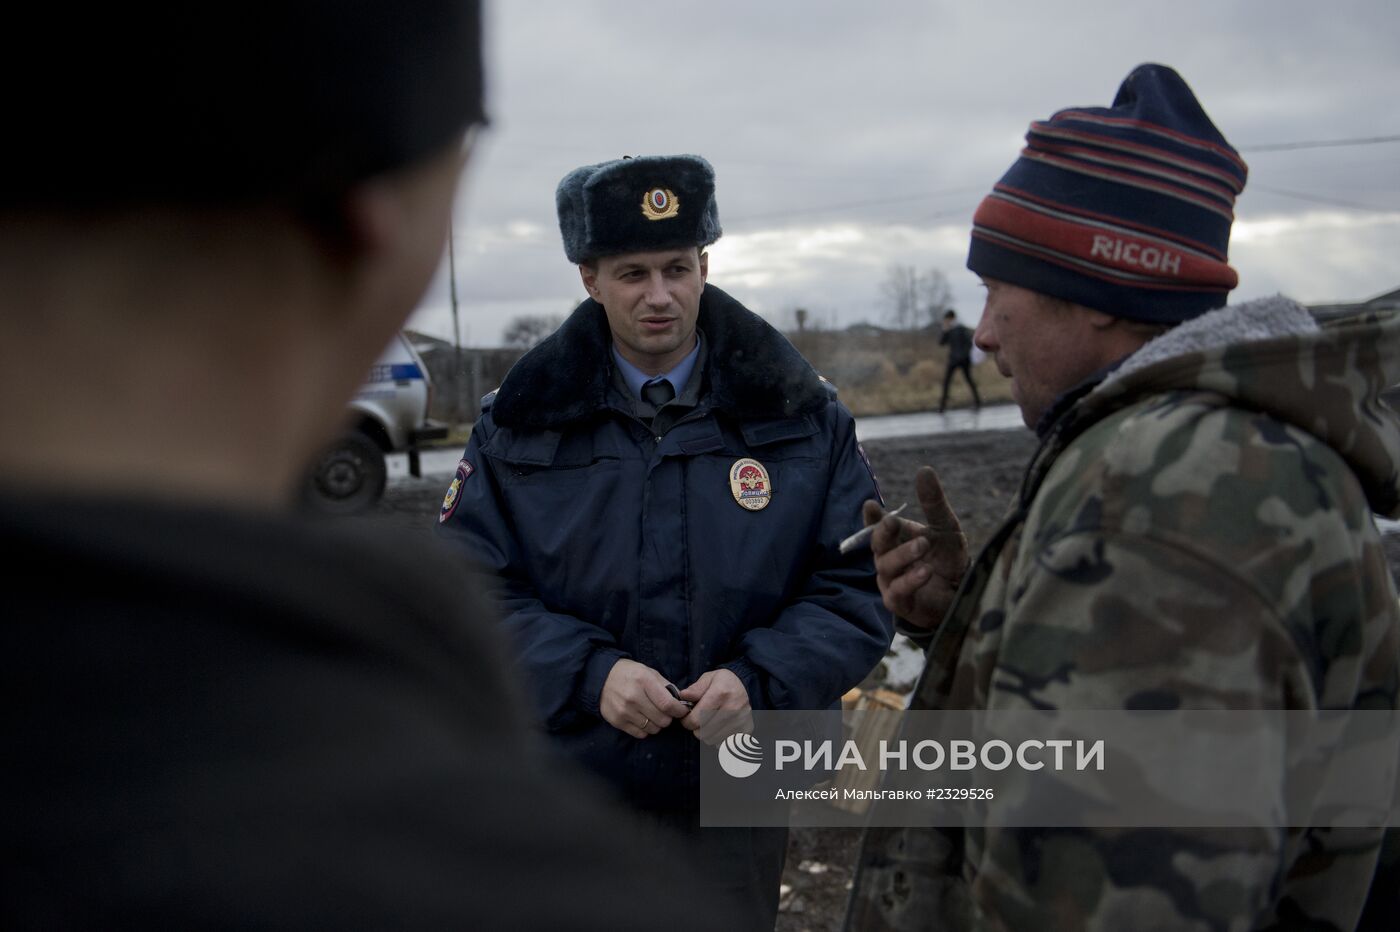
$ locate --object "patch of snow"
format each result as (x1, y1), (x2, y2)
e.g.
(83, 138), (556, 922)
(879, 635), (926, 693)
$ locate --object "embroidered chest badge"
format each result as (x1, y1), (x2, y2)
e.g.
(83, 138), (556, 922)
(641, 187), (680, 221)
(729, 458), (772, 511)
(439, 459), (474, 524)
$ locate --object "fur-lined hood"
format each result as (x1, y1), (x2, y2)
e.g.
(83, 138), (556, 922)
(1071, 295), (1400, 515)
(489, 285), (828, 430)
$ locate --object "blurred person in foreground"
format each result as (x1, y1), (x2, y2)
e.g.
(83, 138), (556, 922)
(0, 5), (730, 928)
(845, 64), (1400, 930)
(437, 153), (893, 929)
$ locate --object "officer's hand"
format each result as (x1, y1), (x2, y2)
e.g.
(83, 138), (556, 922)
(861, 465), (969, 630)
(599, 659), (691, 739)
(678, 669), (753, 746)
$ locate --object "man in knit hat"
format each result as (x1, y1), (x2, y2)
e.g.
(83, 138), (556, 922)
(438, 154), (893, 928)
(2, 6), (734, 928)
(846, 64), (1400, 929)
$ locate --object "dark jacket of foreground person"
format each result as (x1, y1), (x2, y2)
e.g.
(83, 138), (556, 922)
(3, 496), (733, 929)
(848, 298), (1400, 930)
(439, 284), (893, 810)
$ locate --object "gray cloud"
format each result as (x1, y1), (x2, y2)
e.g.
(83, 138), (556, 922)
(410, 0), (1400, 344)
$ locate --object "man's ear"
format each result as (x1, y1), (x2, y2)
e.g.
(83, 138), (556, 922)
(340, 177), (409, 260)
(338, 141), (467, 264)
(325, 145), (465, 345)
(1083, 306), (1119, 330)
(699, 250), (709, 283)
(579, 263), (601, 299)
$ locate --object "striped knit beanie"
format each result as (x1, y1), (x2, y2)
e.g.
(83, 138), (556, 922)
(967, 64), (1248, 324)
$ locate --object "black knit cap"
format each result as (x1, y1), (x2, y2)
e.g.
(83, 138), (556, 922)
(2, 2), (486, 209)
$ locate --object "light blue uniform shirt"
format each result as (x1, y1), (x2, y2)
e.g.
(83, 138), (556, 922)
(610, 337), (701, 402)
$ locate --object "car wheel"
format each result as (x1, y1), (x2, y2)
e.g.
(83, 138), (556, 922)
(303, 431), (387, 514)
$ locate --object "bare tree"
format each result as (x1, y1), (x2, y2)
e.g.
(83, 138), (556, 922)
(502, 313), (564, 349)
(880, 264), (920, 331)
(919, 268), (953, 328)
(881, 265), (953, 330)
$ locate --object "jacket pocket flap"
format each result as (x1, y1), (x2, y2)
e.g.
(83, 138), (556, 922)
(481, 427), (563, 466)
(740, 416), (819, 447)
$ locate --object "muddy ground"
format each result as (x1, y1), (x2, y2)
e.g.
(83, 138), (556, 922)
(361, 427), (1400, 931)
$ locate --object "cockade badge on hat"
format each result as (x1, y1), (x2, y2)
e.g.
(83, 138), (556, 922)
(642, 187), (680, 221)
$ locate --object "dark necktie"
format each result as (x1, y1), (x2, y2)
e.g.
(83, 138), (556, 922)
(641, 379), (675, 409)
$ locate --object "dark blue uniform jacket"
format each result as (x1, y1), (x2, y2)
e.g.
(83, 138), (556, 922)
(438, 285), (893, 808)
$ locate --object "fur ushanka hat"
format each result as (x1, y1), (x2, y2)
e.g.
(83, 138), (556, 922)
(556, 154), (722, 263)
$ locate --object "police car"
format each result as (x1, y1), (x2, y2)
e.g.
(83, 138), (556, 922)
(303, 332), (447, 513)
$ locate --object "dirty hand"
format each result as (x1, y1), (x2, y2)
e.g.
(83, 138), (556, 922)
(678, 669), (753, 746)
(599, 659), (693, 739)
(860, 465), (969, 630)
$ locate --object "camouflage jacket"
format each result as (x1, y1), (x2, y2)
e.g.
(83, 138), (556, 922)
(848, 297), (1400, 931)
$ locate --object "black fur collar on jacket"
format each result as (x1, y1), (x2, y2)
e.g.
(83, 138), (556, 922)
(490, 284), (828, 430)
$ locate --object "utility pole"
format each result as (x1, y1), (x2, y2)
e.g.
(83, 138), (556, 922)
(448, 217), (465, 424)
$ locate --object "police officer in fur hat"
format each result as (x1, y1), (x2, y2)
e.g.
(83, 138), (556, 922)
(439, 154), (894, 928)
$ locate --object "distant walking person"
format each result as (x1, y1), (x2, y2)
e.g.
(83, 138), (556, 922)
(938, 310), (980, 412)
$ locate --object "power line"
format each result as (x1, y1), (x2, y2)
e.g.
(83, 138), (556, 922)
(914, 204), (978, 224)
(1240, 134), (1400, 153)
(724, 137), (1400, 226)
(1250, 184), (1398, 213)
(725, 185), (985, 225)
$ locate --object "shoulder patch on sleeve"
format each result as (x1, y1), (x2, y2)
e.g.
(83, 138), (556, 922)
(817, 374), (839, 398)
(439, 459), (475, 524)
(479, 388), (499, 412)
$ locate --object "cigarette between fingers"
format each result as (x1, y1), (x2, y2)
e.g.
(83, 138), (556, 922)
(839, 502), (907, 554)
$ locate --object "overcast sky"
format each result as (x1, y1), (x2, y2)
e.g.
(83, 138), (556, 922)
(407, 0), (1400, 346)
